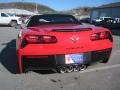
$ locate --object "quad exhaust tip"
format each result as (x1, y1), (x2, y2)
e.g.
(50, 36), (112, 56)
(74, 65), (80, 72)
(67, 66), (74, 73)
(57, 64), (87, 73)
(79, 64), (87, 71)
(58, 66), (67, 73)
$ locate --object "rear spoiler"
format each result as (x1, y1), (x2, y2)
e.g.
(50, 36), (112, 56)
(52, 28), (92, 32)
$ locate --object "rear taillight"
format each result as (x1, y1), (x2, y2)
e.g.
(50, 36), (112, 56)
(91, 33), (99, 40)
(25, 35), (57, 44)
(99, 32), (109, 39)
(21, 35), (57, 48)
(25, 35), (39, 43)
(42, 36), (57, 43)
(91, 31), (113, 41)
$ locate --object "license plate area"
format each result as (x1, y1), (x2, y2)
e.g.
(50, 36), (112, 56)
(65, 53), (83, 64)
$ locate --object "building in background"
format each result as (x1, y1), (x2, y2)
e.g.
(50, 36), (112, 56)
(90, 2), (120, 22)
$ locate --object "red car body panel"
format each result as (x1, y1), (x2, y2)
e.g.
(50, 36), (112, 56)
(17, 18), (113, 73)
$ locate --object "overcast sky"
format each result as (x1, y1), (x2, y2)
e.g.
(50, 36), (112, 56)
(0, 0), (120, 11)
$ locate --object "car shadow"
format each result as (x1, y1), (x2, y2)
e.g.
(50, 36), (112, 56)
(0, 39), (55, 74)
(0, 39), (19, 74)
(33, 70), (55, 75)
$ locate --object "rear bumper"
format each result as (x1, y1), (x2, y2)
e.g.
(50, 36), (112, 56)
(91, 48), (112, 62)
(18, 48), (112, 71)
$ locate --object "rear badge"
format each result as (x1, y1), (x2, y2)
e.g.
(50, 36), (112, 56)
(70, 37), (79, 43)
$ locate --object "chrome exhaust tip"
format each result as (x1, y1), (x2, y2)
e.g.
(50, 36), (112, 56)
(74, 65), (80, 72)
(67, 66), (74, 73)
(79, 64), (87, 71)
(58, 66), (67, 73)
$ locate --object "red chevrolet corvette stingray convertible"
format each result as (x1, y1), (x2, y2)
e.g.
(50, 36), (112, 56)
(17, 14), (113, 73)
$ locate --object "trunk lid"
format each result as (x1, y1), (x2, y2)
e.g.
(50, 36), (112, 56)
(28, 24), (93, 33)
(27, 24), (94, 53)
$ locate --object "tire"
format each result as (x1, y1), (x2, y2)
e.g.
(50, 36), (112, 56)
(22, 66), (28, 73)
(22, 62), (28, 73)
(10, 21), (17, 27)
(101, 58), (109, 63)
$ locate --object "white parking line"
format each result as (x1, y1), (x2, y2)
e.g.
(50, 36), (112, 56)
(80, 64), (120, 74)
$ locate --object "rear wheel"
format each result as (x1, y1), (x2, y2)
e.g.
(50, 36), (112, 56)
(22, 61), (28, 73)
(101, 58), (109, 63)
(10, 21), (17, 27)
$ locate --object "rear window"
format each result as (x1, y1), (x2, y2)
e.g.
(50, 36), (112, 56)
(27, 14), (79, 27)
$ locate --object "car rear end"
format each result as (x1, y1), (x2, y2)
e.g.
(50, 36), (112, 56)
(17, 26), (113, 73)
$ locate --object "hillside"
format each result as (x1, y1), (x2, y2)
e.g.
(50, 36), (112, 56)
(62, 7), (91, 18)
(100, 2), (120, 8)
(0, 2), (55, 14)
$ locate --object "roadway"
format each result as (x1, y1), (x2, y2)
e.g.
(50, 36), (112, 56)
(0, 26), (120, 90)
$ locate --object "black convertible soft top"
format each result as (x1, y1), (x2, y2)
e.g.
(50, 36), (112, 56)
(27, 14), (80, 27)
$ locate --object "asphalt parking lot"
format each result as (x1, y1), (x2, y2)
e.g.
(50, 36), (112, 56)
(0, 26), (120, 90)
